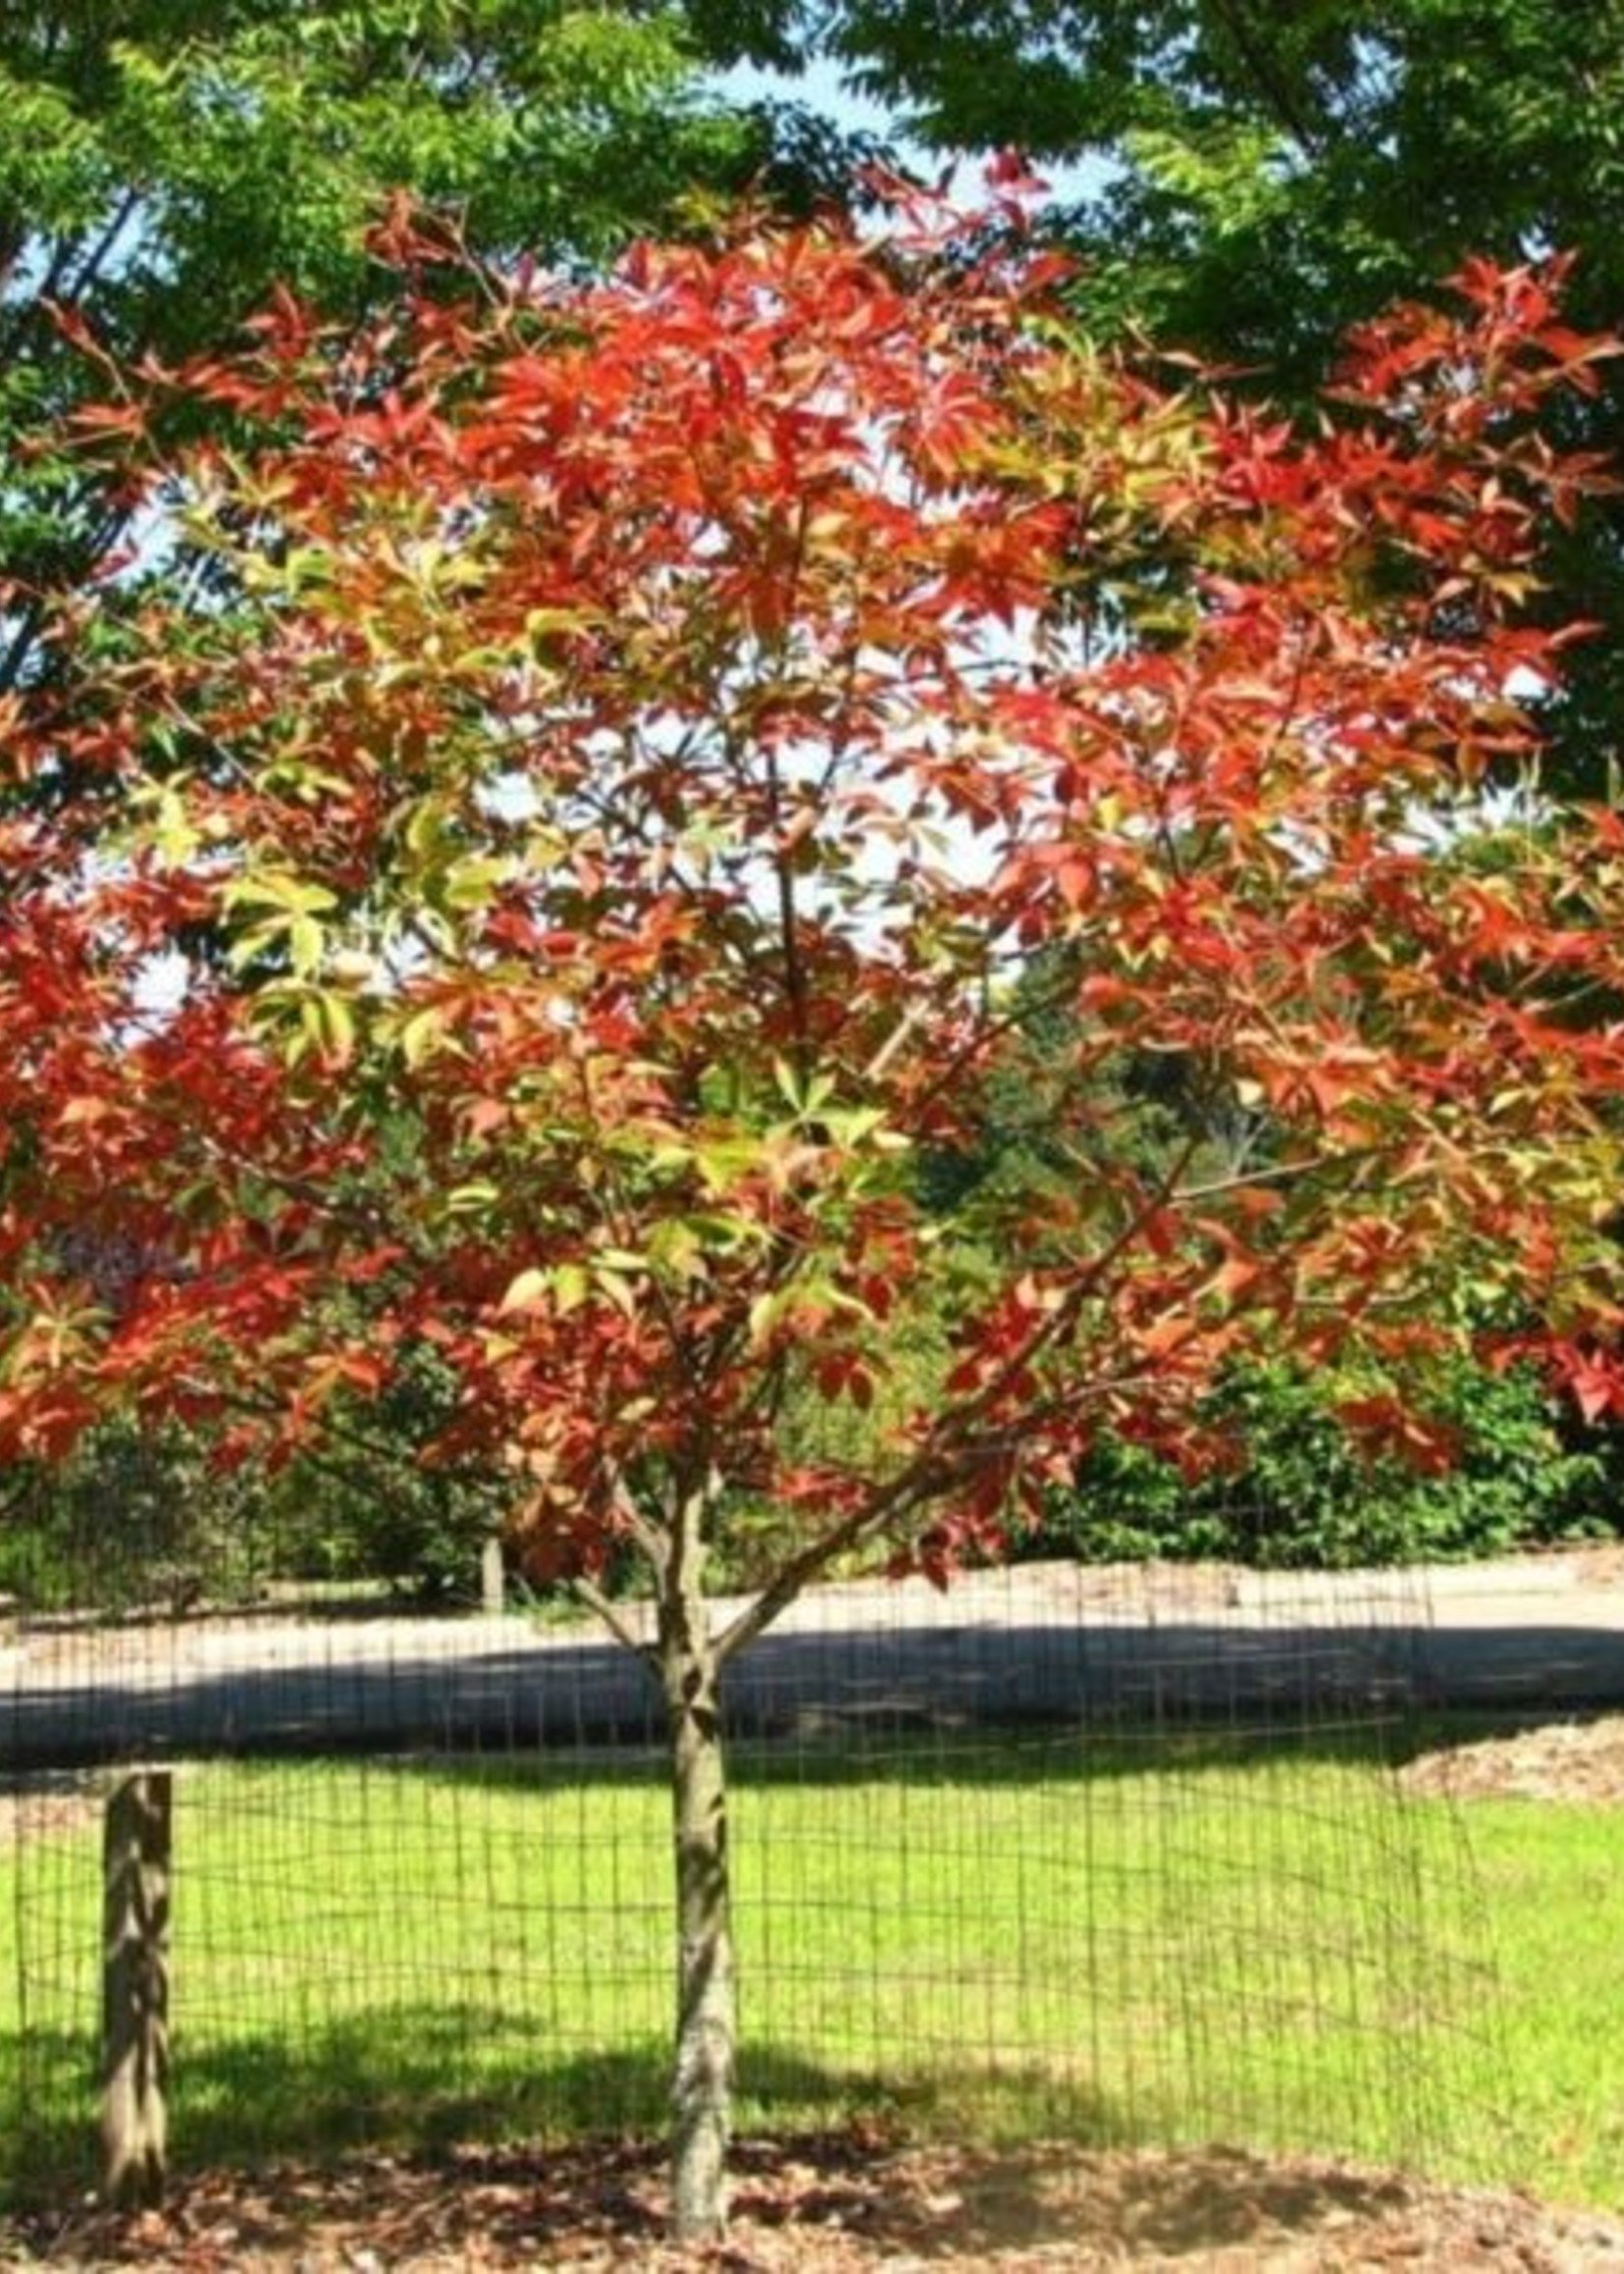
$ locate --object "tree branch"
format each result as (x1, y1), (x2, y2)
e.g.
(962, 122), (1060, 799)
(715, 1366), (1158, 1666)
(1204, 0), (1334, 157)
(568, 1573), (656, 1660)
(718, 1137), (1202, 1663)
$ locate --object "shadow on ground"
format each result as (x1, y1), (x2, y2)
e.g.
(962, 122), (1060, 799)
(8, 2128), (1593, 2270)
(2, 2017), (1138, 2215)
(15, 1606), (1624, 1772)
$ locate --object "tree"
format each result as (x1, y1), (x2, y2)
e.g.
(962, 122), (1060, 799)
(4, 192), (1624, 2234)
(723, 1), (1624, 789)
(0, 1), (884, 700)
(738, 4), (1624, 344)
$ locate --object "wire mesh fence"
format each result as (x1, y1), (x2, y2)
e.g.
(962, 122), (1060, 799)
(0, 1495), (1507, 2212)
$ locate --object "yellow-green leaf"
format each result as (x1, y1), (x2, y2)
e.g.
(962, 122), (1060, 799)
(498, 1268), (550, 1313)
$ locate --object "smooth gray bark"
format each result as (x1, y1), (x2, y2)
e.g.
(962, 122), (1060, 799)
(661, 1608), (735, 2241)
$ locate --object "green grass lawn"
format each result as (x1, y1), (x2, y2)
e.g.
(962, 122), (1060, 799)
(2, 1727), (1619, 2210)
(1461, 1794), (1624, 2208)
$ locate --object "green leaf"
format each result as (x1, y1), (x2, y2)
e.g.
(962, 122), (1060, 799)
(695, 1136), (764, 1194)
(287, 913), (325, 979)
(442, 855), (511, 910)
(444, 1182), (500, 1215)
(312, 987), (355, 1059)
(551, 1262), (591, 1315)
(772, 1055), (804, 1112)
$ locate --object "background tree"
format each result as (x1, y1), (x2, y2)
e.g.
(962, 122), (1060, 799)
(715, 0), (1624, 789)
(4, 203), (1623, 2235)
(0, 1), (894, 699)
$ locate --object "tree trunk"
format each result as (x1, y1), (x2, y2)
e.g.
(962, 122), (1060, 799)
(662, 1627), (735, 2242)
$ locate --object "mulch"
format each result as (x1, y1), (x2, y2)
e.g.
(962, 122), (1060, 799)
(5, 2133), (1624, 2270)
(1399, 1714), (1624, 1804)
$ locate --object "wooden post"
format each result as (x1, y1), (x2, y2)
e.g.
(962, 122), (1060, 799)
(101, 1771), (171, 2209)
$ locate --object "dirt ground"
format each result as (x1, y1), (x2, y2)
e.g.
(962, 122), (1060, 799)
(6, 2133), (1624, 2271)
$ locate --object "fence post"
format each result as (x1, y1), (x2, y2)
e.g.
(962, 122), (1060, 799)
(481, 1535), (505, 1616)
(101, 1770), (171, 2209)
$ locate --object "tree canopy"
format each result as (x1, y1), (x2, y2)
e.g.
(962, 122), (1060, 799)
(3, 199), (1623, 2228)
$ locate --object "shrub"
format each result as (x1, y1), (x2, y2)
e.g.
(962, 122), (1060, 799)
(1030, 1359), (1612, 1568)
(0, 1416), (275, 1613)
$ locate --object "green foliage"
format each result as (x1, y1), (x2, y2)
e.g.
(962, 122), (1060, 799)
(283, 1345), (509, 1604)
(1034, 1360), (1611, 1569)
(918, 945), (1257, 1235)
(0, 2), (808, 695)
(762, 0), (1624, 792)
(0, 1342), (509, 1613)
(0, 1415), (273, 1613)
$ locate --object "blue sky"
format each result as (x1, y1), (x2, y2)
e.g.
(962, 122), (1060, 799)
(709, 54), (1116, 209)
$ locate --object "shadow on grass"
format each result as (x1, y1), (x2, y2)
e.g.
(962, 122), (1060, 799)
(381, 1714), (1432, 1803)
(2, 2012), (1135, 2214)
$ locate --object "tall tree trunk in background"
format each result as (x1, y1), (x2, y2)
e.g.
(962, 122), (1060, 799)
(661, 1595), (735, 2240)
